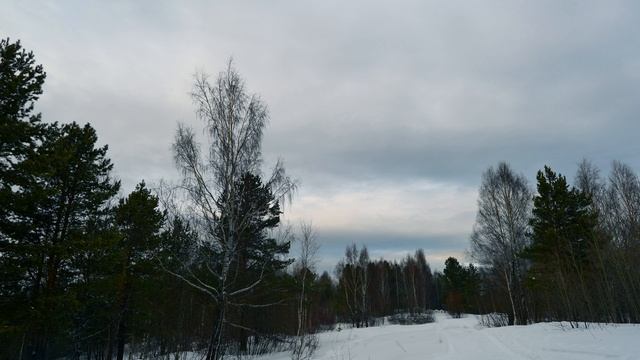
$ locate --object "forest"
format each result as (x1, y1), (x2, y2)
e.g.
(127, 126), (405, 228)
(1, 38), (640, 360)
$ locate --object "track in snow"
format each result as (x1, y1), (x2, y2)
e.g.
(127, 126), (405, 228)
(260, 312), (639, 360)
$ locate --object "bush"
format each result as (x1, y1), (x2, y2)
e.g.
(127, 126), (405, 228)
(387, 311), (435, 325)
(479, 313), (509, 328)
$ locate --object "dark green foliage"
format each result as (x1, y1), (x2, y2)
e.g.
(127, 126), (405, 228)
(526, 166), (598, 267)
(208, 172), (292, 305)
(443, 257), (466, 291)
(524, 166), (600, 324)
(163, 172), (295, 357)
(109, 182), (165, 360)
(0, 37), (46, 169)
(441, 257), (480, 317)
(219, 172), (292, 352)
(469, 162), (640, 326)
(0, 38), (304, 359)
(310, 271), (338, 329)
(0, 121), (120, 359)
(0, 39), (47, 351)
(220, 172), (291, 276)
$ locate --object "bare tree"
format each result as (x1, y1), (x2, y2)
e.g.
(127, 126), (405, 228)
(575, 159), (605, 208)
(170, 60), (296, 360)
(291, 221), (320, 360)
(603, 161), (640, 321)
(604, 161), (640, 248)
(575, 160), (640, 323)
(470, 162), (531, 325)
(336, 244), (369, 327)
(574, 159), (619, 322)
(358, 246), (370, 326)
(415, 249), (433, 310)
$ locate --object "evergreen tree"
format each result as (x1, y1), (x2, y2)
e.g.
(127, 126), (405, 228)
(0, 38), (46, 172)
(0, 39), (47, 357)
(311, 271), (337, 329)
(0, 121), (120, 358)
(70, 213), (121, 358)
(179, 172), (292, 354)
(218, 172), (291, 278)
(463, 264), (481, 314)
(525, 166), (599, 324)
(109, 182), (165, 360)
(443, 257), (466, 317)
(229, 172), (291, 352)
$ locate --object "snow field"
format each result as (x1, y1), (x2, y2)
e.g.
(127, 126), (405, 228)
(259, 312), (640, 360)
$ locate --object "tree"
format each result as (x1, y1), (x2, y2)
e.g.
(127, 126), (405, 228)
(525, 166), (599, 325)
(1, 121), (120, 358)
(443, 257), (466, 317)
(335, 244), (370, 327)
(291, 221), (319, 360)
(0, 37), (47, 358)
(171, 61), (295, 360)
(310, 271), (336, 329)
(0, 39), (47, 355)
(470, 162), (531, 325)
(402, 251), (431, 312)
(414, 249), (433, 310)
(358, 246), (370, 326)
(0, 38), (46, 174)
(109, 182), (165, 360)
(574, 159), (619, 322)
(575, 159), (605, 208)
(604, 161), (640, 249)
(220, 172), (292, 352)
(600, 161), (640, 321)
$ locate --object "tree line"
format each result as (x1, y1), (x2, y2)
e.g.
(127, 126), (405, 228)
(3, 37), (640, 360)
(470, 161), (640, 327)
(0, 38), (325, 360)
(330, 246), (482, 326)
(0, 38), (473, 359)
(330, 159), (640, 329)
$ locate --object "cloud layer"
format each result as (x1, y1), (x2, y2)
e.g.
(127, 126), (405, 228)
(3, 0), (640, 270)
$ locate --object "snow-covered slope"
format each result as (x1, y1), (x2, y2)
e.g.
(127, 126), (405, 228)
(262, 312), (639, 360)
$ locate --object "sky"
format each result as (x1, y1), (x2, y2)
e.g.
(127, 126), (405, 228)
(3, 1), (640, 272)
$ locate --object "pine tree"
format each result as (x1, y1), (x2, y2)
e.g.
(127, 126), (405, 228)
(443, 257), (466, 317)
(0, 38), (46, 172)
(218, 172), (290, 278)
(109, 182), (165, 360)
(0, 121), (120, 358)
(0, 39), (47, 357)
(219, 172), (291, 352)
(525, 166), (599, 324)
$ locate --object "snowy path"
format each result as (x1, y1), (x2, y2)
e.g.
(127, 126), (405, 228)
(260, 312), (639, 360)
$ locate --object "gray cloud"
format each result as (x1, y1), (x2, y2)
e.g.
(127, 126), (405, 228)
(3, 0), (640, 271)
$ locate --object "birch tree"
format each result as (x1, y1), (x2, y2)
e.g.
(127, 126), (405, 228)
(291, 221), (319, 360)
(170, 60), (295, 360)
(470, 162), (531, 325)
(603, 161), (640, 321)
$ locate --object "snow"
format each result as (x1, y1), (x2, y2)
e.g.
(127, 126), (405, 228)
(258, 312), (640, 360)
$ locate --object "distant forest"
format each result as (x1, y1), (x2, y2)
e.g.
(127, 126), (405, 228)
(2, 38), (640, 360)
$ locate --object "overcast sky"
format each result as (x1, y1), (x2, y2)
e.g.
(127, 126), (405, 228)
(3, 1), (640, 272)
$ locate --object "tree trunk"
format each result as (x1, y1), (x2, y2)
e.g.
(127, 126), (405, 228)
(206, 301), (226, 360)
(504, 268), (517, 325)
(115, 281), (131, 360)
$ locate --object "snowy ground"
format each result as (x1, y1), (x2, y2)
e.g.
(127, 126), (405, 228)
(257, 312), (639, 360)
